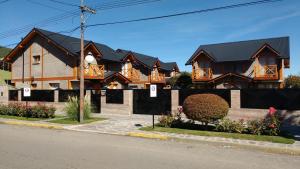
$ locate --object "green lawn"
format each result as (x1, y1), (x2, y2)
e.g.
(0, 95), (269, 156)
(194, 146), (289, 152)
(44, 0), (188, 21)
(0, 114), (60, 121)
(140, 126), (295, 144)
(49, 117), (106, 125)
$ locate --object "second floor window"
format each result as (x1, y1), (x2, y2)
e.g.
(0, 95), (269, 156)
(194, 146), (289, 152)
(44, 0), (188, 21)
(33, 55), (40, 64)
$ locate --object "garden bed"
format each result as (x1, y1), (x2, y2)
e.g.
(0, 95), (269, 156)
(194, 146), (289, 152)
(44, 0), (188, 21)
(140, 126), (295, 144)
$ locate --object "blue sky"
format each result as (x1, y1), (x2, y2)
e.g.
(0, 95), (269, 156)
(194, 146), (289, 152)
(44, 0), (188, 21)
(0, 0), (299, 75)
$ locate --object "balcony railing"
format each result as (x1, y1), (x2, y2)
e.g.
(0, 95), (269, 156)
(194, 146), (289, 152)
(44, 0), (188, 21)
(151, 72), (165, 83)
(254, 64), (278, 80)
(122, 68), (140, 81)
(84, 64), (104, 79)
(192, 68), (212, 81)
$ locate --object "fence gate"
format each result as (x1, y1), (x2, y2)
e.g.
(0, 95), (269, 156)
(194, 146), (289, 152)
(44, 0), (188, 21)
(133, 89), (171, 115)
(91, 90), (101, 113)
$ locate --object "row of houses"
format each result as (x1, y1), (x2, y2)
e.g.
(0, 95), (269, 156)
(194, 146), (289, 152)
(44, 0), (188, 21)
(1, 28), (290, 89)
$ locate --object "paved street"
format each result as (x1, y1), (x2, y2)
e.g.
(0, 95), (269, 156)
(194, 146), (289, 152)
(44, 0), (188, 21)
(1, 124), (300, 169)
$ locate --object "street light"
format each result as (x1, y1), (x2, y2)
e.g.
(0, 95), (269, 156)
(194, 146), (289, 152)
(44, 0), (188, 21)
(85, 52), (95, 65)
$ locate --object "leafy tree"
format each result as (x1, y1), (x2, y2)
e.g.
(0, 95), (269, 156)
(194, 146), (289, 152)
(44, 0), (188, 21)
(167, 71), (192, 89)
(284, 75), (300, 88)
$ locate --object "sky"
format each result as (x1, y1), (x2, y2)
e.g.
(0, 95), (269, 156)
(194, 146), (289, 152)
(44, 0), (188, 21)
(0, 0), (299, 75)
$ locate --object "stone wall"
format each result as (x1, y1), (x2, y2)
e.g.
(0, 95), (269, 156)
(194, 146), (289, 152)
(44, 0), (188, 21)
(100, 90), (133, 115)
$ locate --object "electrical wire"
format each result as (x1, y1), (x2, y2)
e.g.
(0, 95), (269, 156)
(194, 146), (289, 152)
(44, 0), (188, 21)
(0, 0), (161, 39)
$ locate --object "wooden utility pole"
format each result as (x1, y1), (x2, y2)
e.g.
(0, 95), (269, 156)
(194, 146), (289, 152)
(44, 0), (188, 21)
(79, 0), (96, 123)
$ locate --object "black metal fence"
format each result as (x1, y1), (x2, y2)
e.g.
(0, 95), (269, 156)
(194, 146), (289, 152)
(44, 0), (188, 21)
(241, 89), (300, 110)
(58, 90), (80, 102)
(179, 89), (231, 107)
(21, 90), (55, 102)
(106, 89), (123, 104)
(8, 90), (18, 101)
(91, 90), (101, 113)
(133, 89), (171, 115)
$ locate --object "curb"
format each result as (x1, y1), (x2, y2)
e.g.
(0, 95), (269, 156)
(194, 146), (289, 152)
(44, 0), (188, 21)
(127, 132), (169, 140)
(0, 121), (64, 130)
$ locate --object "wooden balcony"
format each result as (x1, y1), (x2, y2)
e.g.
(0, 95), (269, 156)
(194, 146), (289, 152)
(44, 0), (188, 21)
(84, 64), (104, 79)
(122, 68), (140, 81)
(192, 68), (212, 81)
(254, 64), (278, 80)
(151, 72), (165, 83)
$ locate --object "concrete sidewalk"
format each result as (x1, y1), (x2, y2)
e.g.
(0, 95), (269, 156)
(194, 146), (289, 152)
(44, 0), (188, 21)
(66, 114), (300, 154)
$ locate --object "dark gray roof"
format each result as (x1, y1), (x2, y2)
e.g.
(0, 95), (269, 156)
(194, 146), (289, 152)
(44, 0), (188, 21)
(35, 28), (178, 72)
(116, 49), (158, 69)
(36, 28), (122, 62)
(160, 62), (178, 71)
(186, 37), (290, 65)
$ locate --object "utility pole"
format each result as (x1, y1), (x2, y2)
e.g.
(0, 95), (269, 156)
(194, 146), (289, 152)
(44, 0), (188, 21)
(79, 0), (96, 123)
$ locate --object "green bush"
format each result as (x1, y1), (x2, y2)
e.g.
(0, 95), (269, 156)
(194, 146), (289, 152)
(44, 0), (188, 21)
(0, 103), (55, 118)
(216, 118), (245, 133)
(183, 94), (229, 125)
(64, 96), (91, 120)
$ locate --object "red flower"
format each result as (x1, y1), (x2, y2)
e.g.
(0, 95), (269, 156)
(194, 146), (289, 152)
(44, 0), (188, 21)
(269, 124), (276, 129)
(269, 107), (276, 116)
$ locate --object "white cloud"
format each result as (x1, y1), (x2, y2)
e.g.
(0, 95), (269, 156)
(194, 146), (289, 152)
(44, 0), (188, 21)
(225, 11), (300, 40)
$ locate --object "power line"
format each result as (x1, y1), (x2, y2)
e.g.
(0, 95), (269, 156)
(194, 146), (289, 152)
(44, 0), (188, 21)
(87, 0), (283, 28)
(26, 0), (69, 12)
(1, 26), (81, 48)
(47, 0), (78, 7)
(0, 0), (161, 39)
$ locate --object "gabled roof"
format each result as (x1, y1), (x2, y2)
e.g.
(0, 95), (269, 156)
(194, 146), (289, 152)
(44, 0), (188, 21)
(160, 62), (179, 72)
(186, 37), (290, 65)
(116, 49), (158, 69)
(4, 28), (179, 72)
(37, 28), (123, 62)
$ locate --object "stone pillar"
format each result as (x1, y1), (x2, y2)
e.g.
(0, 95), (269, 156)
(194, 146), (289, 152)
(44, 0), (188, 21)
(100, 90), (106, 114)
(54, 90), (59, 102)
(124, 90), (133, 115)
(85, 90), (91, 105)
(230, 90), (241, 109)
(18, 90), (22, 101)
(0, 85), (9, 104)
(171, 90), (179, 114)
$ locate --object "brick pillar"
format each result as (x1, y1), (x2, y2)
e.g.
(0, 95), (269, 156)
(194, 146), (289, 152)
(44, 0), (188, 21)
(85, 90), (91, 105)
(0, 85), (9, 104)
(230, 90), (241, 109)
(101, 90), (106, 107)
(54, 90), (59, 102)
(171, 90), (179, 114)
(124, 90), (133, 115)
(18, 90), (22, 101)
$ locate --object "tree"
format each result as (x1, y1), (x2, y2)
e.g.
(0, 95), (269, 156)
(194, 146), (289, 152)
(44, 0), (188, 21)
(176, 72), (192, 89)
(284, 75), (300, 88)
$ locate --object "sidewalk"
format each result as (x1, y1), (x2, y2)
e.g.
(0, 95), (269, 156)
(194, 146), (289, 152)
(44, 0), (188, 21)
(66, 114), (300, 153)
(1, 114), (300, 154)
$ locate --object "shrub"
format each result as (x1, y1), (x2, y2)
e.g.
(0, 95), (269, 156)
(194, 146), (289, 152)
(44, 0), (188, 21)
(64, 96), (91, 120)
(247, 119), (264, 135)
(216, 118), (246, 133)
(0, 103), (55, 119)
(182, 94), (229, 126)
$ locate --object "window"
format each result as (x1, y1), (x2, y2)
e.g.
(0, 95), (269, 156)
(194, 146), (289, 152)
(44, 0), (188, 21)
(49, 83), (60, 89)
(33, 55), (41, 64)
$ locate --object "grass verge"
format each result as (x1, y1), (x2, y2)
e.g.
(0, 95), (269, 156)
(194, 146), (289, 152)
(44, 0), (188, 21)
(49, 117), (106, 125)
(0, 114), (66, 121)
(140, 126), (295, 144)
(0, 114), (48, 121)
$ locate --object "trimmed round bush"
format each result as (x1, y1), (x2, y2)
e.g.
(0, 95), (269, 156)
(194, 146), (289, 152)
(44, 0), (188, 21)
(183, 94), (229, 125)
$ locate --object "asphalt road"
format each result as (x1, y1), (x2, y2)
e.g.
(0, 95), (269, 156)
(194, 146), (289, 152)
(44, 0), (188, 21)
(0, 124), (299, 169)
